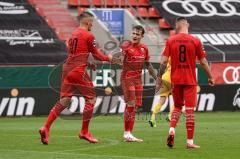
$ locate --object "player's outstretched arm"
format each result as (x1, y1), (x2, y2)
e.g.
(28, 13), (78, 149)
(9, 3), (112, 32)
(199, 58), (214, 86)
(145, 61), (157, 80)
(110, 50), (124, 65)
(88, 35), (111, 62)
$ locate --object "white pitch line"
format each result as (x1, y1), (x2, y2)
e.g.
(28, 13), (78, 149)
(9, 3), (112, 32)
(56, 138), (120, 152)
(0, 134), (121, 152)
(0, 149), (167, 159)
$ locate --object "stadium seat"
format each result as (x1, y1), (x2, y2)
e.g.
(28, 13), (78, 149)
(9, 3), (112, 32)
(137, 7), (149, 18)
(30, 0), (61, 5)
(56, 30), (72, 41)
(127, 8), (136, 16)
(78, 7), (86, 16)
(148, 7), (160, 18)
(68, 0), (78, 7)
(115, 0), (125, 7)
(138, 0), (149, 7)
(36, 7), (44, 17)
(159, 18), (171, 29)
(45, 18), (54, 28)
(128, 0), (138, 7)
(79, 0), (90, 7)
(105, 0), (115, 7)
(93, 0), (103, 7)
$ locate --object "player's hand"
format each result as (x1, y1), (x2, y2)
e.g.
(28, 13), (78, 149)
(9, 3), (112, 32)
(155, 76), (162, 93)
(111, 57), (123, 65)
(208, 78), (214, 86)
(108, 54), (113, 61)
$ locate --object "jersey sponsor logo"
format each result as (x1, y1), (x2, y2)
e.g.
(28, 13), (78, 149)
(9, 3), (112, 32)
(162, 0), (240, 17)
(223, 66), (240, 84)
(0, 97), (35, 116)
(0, 1), (29, 14)
(193, 33), (240, 46)
(233, 88), (240, 108)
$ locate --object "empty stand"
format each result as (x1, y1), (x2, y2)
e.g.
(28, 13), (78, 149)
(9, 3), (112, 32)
(93, 0), (103, 7)
(159, 18), (171, 29)
(148, 7), (159, 18)
(67, 0), (78, 7)
(138, 0), (150, 7)
(128, 0), (138, 7)
(137, 7), (149, 18)
(77, 7), (87, 16)
(105, 0), (115, 7)
(31, 0), (79, 40)
(79, 0), (91, 7)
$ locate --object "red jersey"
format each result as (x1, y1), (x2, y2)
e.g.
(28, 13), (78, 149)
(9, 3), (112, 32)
(121, 42), (150, 78)
(64, 28), (109, 72)
(163, 33), (206, 85)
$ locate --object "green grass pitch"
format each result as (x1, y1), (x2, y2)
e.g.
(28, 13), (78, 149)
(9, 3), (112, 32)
(0, 112), (239, 159)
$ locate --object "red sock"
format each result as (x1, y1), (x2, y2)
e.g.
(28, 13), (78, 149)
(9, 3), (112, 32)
(170, 106), (182, 128)
(129, 107), (136, 132)
(44, 102), (66, 130)
(124, 106), (135, 132)
(185, 107), (195, 139)
(81, 103), (94, 134)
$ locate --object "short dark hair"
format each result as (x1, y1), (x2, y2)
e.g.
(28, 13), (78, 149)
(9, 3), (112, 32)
(132, 25), (145, 35)
(176, 17), (187, 23)
(77, 11), (94, 22)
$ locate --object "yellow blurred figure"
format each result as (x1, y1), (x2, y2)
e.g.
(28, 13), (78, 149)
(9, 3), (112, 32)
(149, 60), (172, 127)
(149, 59), (201, 127)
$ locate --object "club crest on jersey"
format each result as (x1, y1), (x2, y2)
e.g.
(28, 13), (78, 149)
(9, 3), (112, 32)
(93, 39), (96, 47)
(140, 47), (145, 54)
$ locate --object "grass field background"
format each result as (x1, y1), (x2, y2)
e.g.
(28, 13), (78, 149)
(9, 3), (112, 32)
(0, 112), (239, 159)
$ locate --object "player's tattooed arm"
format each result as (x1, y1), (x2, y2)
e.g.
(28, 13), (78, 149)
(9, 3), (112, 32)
(111, 49), (124, 65)
(157, 64), (167, 78)
(145, 62), (157, 80)
(157, 56), (168, 78)
(155, 56), (168, 93)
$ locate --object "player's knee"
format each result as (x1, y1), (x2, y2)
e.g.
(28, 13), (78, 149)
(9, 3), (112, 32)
(126, 100), (135, 107)
(159, 96), (167, 104)
(86, 97), (96, 104)
(60, 97), (71, 107)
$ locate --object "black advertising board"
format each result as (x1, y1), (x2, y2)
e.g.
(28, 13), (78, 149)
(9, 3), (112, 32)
(0, 0), (66, 64)
(0, 85), (239, 116)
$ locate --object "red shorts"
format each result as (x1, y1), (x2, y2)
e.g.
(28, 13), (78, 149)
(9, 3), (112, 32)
(121, 76), (143, 106)
(60, 69), (96, 99)
(172, 85), (197, 108)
